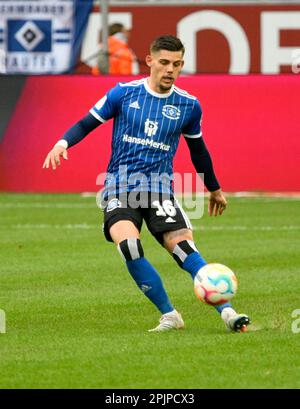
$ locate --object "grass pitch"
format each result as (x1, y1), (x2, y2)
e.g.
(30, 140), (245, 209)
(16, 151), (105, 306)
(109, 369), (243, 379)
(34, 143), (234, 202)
(0, 193), (299, 389)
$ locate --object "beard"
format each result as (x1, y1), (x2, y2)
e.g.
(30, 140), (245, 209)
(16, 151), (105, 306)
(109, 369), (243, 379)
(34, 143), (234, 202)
(159, 76), (174, 92)
(159, 81), (173, 92)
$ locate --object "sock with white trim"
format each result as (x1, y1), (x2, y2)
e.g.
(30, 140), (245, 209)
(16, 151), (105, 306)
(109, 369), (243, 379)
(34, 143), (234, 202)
(172, 240), (207, 279)
(118, 238), (174, 314)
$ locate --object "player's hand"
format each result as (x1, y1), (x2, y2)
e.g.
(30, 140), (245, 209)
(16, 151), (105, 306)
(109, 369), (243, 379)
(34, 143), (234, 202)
(42, 146), (68, 170)
(208, 189), (227, 216)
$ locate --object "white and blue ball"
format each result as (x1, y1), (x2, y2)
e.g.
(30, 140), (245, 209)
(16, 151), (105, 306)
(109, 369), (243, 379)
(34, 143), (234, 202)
(194, 263), (238, 306)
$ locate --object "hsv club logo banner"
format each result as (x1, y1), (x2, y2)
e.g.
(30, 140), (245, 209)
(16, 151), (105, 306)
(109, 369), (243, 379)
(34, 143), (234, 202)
(0, 0), (92, 74)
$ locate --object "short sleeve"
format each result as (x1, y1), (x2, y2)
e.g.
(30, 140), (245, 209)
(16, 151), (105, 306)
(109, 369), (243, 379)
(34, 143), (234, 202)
(89, 83), (122, 122)
(182, 99), (203, 139)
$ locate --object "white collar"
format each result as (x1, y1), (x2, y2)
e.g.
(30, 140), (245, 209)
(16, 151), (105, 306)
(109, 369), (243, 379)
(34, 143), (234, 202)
(143, 77), (174, 98)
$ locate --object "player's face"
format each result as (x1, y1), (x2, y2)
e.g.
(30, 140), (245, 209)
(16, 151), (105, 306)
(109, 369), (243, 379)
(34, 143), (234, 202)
(146, 50), (184, 93)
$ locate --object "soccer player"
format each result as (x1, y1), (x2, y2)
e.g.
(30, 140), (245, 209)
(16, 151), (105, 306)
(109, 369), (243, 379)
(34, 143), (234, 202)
(43, 35), (250, 333)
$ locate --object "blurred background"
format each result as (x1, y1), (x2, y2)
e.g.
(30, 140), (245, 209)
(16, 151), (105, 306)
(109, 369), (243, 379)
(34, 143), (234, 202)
(0, 0), (299, 194)
(1, 1), (300, 390)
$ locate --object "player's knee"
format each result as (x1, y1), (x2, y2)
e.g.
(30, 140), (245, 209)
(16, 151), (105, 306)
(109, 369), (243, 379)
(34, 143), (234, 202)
(172, 240), (198, 268)
(117, 238), (144, 261)
(163, 229), (193, 253)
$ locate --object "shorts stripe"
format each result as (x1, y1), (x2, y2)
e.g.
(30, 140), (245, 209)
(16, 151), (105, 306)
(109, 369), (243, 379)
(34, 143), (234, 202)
(175, 198), (193, 230)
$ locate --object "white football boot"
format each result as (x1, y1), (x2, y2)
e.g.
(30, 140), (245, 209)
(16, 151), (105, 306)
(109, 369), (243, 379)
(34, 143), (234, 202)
(148, 310), (184, 332)
(221, 307), (250, 333)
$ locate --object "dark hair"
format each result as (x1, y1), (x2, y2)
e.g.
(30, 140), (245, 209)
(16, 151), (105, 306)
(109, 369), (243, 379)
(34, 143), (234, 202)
(109, 23), (124, 36)
(150, 35), (185, 55)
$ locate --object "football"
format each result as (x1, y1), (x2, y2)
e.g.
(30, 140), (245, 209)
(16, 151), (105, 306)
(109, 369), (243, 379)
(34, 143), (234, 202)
(194, 263), (238, 306)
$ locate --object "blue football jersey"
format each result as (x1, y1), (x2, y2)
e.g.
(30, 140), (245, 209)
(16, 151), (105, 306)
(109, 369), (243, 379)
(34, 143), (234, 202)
(90, 78), (202, 196)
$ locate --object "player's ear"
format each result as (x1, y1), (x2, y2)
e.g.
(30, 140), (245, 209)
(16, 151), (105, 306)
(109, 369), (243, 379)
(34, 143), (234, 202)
(145, 54), (152, 67)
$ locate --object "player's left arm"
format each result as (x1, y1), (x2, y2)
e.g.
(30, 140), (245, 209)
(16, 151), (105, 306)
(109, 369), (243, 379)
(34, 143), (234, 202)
(182, 100), (227, 216)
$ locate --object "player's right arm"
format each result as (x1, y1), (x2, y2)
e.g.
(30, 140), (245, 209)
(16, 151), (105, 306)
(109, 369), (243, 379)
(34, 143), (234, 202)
(42, 113), (100, 170)
(43, 84), (122, 170)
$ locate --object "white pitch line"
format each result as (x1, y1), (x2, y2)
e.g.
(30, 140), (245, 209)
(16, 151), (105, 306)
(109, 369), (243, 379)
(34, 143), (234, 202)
(5, 224), (97, 229)
(0, 203), (97, 208)
(193, 225), (300, 231)
(0, 195), (299, 209)
(81, 192), (300, 198)
(0, 224), (299, 231)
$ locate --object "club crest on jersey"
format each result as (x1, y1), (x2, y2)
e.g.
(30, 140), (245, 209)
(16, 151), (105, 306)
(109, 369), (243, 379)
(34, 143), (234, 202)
(106, 198), (122, 212)
(162, 105), (181, 120)
(144, 119), (159, 137)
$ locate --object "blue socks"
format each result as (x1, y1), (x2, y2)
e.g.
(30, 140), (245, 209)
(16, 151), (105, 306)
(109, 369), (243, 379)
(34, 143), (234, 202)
(182, 251), (207, 279)
(119, 238), (233, 316)
(126, 257), (174, 314)
(215, 302), (233, 313)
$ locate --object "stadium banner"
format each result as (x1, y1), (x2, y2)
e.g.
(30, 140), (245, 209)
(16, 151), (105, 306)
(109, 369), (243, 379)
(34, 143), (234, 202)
(0, 0), (93, 74)
(0, 75), (299, 193)
(79, 2), (300, 74)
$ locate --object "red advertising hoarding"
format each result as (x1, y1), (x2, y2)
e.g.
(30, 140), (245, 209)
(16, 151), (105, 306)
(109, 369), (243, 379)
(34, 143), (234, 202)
(0, 75), (299, 193)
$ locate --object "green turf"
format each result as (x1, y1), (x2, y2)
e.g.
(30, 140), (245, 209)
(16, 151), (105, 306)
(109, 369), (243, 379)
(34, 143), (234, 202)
(0, 193), (299, 389)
